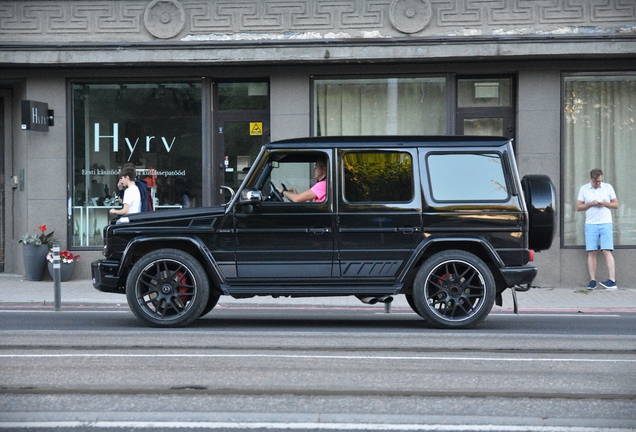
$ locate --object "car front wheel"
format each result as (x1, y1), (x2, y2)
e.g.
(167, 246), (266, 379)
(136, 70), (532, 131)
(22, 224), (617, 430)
(126, 248), (210, 327)
(413, 250), (495, 329)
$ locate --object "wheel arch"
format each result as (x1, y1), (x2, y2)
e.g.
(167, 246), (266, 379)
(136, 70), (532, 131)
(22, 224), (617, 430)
(401, 237), (506, 293)
(119, 236), (225, 291)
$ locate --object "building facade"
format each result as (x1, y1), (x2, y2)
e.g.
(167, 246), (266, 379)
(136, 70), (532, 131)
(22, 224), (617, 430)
(1, 0), (635, 287)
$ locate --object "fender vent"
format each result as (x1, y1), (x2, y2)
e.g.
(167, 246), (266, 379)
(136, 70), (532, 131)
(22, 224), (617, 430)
(190, 218), (216, 228)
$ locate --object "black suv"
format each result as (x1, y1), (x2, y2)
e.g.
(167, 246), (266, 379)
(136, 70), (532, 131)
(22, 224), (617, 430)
(92, 136), (555, 329)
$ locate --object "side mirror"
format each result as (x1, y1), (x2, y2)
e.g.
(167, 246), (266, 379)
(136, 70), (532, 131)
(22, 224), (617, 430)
(239, 188), (263, 205)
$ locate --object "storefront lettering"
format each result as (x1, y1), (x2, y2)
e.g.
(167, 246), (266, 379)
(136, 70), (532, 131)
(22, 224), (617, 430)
(94, 123), (177, 158)
(94, 123), (119, 152)
(162, 137), (177, 151)
(80, 168), (185, 177)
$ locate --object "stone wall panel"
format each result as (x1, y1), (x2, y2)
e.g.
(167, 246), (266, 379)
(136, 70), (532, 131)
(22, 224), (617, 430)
(0, 0), (633, 42)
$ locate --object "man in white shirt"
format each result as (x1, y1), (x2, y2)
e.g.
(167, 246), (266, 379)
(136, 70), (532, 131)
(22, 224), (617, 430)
(110, 164), (141, 216)
(576, 168), (619, 290)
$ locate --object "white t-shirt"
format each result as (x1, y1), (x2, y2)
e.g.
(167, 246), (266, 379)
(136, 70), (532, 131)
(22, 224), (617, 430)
(123, 183), (141, 214)
(577, 182), (616, 225)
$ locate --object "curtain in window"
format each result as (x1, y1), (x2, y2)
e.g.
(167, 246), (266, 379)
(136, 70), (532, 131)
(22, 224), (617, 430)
(314, 78), (446, 136)
(563, 76), (636, 246)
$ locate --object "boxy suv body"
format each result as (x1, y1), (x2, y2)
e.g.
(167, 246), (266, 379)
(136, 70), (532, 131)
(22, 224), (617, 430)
(92, 136), (556, 329)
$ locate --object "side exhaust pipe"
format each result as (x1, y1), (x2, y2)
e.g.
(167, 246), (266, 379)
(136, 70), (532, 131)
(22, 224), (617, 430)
(357, 296), (393, 305)
(358, 296), (378, 305)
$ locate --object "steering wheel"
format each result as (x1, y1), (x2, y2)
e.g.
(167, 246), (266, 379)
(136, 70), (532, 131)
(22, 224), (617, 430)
(265, 180), (283, 202)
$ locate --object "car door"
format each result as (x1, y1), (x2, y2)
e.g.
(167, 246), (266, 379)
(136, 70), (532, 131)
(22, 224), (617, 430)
(233, 150), (335, 281)
(337, 148), (422, 281)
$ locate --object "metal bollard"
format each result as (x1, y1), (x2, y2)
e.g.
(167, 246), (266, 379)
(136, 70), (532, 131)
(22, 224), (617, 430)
(52, 244), (61, 311)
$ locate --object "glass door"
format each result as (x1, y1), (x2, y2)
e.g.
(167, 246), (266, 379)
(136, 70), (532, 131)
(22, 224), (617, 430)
(456, 77), (515, 142)
(217, 119), (269, 203)
(213, 82), (270, 205)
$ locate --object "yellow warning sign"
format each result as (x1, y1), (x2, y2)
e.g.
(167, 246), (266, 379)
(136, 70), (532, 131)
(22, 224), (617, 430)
(250, 122), (263, 136)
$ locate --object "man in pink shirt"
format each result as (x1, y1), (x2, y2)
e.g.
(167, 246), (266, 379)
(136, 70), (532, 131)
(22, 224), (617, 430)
(280, 157), (327, 203)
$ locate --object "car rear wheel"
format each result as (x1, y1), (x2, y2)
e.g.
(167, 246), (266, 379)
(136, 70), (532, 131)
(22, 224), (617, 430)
(413, 250), (495, 329)
(126, 248), (209, 327)
(405, 294), (425, 318)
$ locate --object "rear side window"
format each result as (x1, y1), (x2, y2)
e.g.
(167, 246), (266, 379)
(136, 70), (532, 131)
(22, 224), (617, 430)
(343, 152), (413, 202)
(427, 153), (508, 201)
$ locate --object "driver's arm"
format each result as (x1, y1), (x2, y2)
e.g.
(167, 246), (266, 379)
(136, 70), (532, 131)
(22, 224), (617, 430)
(282, 188), (317, 203)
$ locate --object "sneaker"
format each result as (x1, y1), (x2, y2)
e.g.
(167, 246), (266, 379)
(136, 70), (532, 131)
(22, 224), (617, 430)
(587, 280), (597, 290)
(600, 279), (618, 290)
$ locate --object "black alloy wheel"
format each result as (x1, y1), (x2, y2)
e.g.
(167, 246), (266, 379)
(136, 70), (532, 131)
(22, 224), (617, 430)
(413, 250), (495, 329)
(126, 249), (210, 327)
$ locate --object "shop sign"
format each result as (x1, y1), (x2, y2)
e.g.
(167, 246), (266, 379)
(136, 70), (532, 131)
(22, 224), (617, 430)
(94, 123), (177, 161)
(21, 100), (53, 132)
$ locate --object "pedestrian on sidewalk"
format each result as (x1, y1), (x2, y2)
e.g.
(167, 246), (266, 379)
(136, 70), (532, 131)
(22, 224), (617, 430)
(576, 168), (619, 290)
(110, 163), (141, 216)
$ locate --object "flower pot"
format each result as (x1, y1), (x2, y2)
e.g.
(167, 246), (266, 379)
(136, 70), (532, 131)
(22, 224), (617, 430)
(22, 244), (49, 281)
(47, 261), (75, 282)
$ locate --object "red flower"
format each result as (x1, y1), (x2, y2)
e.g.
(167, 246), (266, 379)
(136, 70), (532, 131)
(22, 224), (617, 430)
(38, 225), (47, 233)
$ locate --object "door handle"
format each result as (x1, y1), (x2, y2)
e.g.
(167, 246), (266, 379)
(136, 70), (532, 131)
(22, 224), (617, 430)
(399, 227), (419, 234)
(308, 228), (331, 235)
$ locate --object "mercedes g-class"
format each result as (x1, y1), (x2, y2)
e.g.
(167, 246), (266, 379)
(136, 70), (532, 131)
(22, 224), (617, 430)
(92, 136), (556, 329)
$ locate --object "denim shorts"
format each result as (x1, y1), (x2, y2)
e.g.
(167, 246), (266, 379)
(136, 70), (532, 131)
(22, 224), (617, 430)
(585, 223), (614, 251)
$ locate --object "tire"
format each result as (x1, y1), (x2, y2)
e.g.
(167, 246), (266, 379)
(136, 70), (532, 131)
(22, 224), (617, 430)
(413, 250), (495, 329)
(126, 248), (210, 327)
(405, 294), (425, 318)
(199, 290), (221, 318)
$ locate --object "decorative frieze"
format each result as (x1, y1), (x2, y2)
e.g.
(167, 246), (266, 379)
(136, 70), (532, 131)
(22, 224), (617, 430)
(0, 0), (633, 42)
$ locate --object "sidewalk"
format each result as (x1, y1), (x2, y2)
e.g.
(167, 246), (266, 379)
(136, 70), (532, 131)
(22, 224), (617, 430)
(0, 273), (635, 312)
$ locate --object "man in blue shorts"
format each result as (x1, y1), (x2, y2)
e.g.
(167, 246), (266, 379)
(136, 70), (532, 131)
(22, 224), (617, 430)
(576, 168), (619, 290)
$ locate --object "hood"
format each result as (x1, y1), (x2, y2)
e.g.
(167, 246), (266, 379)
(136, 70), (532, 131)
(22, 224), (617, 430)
(113, 206), (227, 225)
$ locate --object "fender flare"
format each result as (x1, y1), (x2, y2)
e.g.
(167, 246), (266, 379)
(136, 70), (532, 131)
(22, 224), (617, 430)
(118, 235), (226, 290)
(400, 236), (505, 282)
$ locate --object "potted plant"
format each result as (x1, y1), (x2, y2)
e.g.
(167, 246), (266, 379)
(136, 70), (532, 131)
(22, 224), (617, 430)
(47, 250), (80, 282)
(18, 225), (55, 281)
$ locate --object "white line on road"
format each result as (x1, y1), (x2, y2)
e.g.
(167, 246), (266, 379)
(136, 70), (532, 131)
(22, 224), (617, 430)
(0, 421), (633, 431)
(0, 353), (634, 362)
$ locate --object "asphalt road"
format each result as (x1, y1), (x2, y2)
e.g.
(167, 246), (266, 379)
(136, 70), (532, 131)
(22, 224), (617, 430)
(1, 306), (635, 431)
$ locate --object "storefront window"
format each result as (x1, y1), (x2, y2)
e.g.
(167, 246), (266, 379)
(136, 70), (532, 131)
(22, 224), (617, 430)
(71, 81), (202, 247)
(563, 75), (636, 247)
(313, 77), (446, 136)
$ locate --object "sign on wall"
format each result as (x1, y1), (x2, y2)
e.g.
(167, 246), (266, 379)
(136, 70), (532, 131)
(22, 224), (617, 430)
(21, 100), (53, 132)
(250, 122), (263, 136)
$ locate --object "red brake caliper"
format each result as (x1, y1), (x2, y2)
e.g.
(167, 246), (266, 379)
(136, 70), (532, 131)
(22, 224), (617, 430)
(176, 271), (188, 304)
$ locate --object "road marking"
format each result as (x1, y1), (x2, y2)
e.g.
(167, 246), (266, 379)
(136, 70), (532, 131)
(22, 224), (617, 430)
(492, 313), (625, 317)
(0, 353), (634, 362)
(0, 421), (633, 431)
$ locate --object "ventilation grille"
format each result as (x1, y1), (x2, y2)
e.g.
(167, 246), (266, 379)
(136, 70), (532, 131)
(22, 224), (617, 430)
(190, 218), (216, 228)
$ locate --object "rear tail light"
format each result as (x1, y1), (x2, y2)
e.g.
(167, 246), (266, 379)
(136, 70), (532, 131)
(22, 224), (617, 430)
(529, 249), (535, 262)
